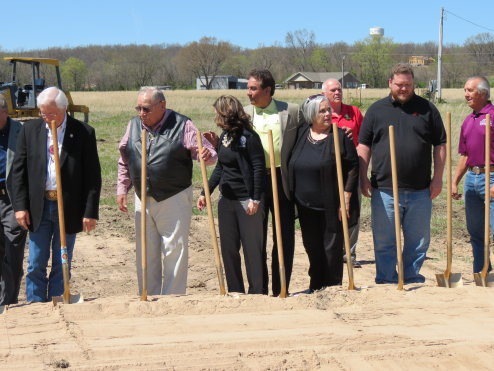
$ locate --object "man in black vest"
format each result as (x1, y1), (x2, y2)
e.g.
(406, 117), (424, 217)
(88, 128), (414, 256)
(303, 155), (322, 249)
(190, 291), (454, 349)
(117, 87), (216, 295)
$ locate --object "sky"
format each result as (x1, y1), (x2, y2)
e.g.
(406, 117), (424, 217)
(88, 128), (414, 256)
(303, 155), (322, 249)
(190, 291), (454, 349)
(2, 0), (494, 51)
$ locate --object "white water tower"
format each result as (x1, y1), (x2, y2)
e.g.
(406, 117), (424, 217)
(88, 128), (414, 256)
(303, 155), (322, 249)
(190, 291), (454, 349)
(370, 27), (384, 37)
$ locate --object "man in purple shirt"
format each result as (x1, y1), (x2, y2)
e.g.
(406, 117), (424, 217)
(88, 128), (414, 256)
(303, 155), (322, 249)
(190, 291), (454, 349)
(452, 76), (494, 273)
(117, 86), (217, 295)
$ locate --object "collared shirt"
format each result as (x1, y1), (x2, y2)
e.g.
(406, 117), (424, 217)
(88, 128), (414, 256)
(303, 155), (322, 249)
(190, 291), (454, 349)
(45, 115), (67, 191)
(252, 99), (281, 168)
(0, 120), (10, 182)
(117, 109), (217, 195)
(458, 102), (494, 167)
(331, 103), (364, 147)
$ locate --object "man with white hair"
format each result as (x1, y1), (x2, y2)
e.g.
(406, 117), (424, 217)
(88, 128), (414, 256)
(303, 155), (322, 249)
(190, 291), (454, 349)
(11, 87), (101, 303)
(0, 94), (27, 310)
(452, 76), (494, 273)
(117, 87), (216, 296)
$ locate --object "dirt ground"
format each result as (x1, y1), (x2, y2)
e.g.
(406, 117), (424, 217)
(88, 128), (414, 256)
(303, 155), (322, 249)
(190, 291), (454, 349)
(1, 208), (494, 370)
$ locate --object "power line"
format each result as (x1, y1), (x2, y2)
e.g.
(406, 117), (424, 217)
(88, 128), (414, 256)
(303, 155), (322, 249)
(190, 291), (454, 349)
(445, 9), (494, 33)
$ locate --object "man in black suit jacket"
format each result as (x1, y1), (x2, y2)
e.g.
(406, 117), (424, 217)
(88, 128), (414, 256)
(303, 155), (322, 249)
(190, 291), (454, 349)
(11, 87), (101, 303)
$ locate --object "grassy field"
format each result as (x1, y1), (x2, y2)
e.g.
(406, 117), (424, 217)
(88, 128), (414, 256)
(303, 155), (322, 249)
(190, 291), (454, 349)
(71, 89), (472, 239)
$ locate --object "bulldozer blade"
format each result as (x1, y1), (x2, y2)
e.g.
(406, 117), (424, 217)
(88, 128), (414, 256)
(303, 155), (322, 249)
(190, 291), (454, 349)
(52, 293), (84, 305)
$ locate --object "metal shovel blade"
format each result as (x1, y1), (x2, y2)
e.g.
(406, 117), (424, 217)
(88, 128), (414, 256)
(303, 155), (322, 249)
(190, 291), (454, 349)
(0, 305), (5, 315)
(436, 272), (463, 288)
(52, 293), (84, 305)
(473, 272), (494, 287)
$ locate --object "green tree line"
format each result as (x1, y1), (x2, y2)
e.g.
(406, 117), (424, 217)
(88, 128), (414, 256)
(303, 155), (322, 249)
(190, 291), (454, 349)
(1, 30), (493, 90)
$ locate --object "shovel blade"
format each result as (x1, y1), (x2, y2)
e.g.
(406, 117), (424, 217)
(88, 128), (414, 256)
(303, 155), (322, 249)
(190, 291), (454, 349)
(52, 293), (84, 305)
(448, 273), (463, 288)
(0, 305), (5, 315)
(473, 272), (494, 287)
(435, 273), (449, 287)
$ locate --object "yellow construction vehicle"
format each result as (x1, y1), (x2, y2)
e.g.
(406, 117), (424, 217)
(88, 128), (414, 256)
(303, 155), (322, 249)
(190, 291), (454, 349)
(0, 57), (89, 122)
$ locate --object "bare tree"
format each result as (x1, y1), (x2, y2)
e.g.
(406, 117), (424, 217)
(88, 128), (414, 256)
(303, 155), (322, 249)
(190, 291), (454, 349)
(285, 29), (316, 71)
(177, 37), (233, 89)
(464, 33), (494, 75)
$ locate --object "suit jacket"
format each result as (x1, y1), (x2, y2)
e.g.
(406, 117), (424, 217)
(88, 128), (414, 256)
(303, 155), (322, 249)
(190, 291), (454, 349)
(244, 99), (302, 198)
(11, 115), (102, 234)
(5, 117), (23, 198)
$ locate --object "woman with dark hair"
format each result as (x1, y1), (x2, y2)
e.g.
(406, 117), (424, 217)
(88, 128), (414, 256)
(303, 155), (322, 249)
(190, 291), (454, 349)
(288, 94), (359, 292)
(197, 95), (266, 294)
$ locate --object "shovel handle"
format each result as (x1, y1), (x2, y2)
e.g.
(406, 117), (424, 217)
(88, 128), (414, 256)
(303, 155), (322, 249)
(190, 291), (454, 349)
(446, 112), (453, 278)
(197, 131), (226, 295)
(140, 129), (148, 301)
(389, 125), (404, 290)
(267, 130), (287, 298)
(482, 114), (491, 277)
(49, 120), (71, 304)
(332, 124), (355, 290)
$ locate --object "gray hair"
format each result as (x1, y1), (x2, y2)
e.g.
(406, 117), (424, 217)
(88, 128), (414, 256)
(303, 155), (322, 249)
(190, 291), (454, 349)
(467, 76), (491, 99)
(302, 94), (329, 124)
(138, 86), (166, 102)
(321, 78), (340, 92)
(0, 94), (7, 110)
(37, 87), (68, 110)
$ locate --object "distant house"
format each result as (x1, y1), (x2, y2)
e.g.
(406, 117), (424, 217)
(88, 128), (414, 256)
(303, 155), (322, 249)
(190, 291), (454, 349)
(408, 56), (435, 66)
(284, 72), (360, 89)
(196, 75), (248, 90)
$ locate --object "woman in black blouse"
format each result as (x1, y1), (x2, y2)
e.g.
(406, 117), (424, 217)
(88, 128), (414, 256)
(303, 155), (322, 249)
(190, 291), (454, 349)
(288, 94), (359, 292)
(197, 95), (266, 294)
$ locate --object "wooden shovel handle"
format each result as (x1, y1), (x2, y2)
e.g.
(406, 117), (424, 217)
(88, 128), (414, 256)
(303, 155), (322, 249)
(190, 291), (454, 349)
(267, 130), (287, 298)
(389, 125), (404, 290)
(482, 114), (491, 276)
(49, 120), (70, 303)
(140, 129), (148, 301)
(197, 131), (226, 295)
(446, 112), (452, 278)
(332, 123), (355, 290)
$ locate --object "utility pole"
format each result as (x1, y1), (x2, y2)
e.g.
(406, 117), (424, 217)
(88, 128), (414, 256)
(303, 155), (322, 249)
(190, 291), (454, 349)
(341, 55), (345, 97)
(437, 7), (444, 101)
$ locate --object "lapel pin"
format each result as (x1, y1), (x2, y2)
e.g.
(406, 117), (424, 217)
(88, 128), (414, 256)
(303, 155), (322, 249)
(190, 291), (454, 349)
(70, 134), (74, 138)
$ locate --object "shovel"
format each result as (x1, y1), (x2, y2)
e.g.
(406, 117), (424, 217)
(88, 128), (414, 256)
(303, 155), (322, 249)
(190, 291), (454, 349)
(50, 120), (83, 305)
(474, 114), (494, 287)
(436, 112), (463, 287)
(196, 131), (226, 295)
(332, 123), (356, 290)
(140, 129), (148, 301)
(389, 125), (404, 290)
(267, 130), (287, 298)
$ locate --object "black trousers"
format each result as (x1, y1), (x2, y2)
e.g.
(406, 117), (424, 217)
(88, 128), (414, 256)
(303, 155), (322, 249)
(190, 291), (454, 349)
(218, 197), (264, 294)
(0, 193), (28, 305)
(297, 203), (343, 290)
(262, 167), (295, 296)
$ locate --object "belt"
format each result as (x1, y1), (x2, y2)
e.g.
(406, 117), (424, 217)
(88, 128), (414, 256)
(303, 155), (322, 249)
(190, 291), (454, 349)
(467, 166), (494, 175)
(45, 190), (58, 201)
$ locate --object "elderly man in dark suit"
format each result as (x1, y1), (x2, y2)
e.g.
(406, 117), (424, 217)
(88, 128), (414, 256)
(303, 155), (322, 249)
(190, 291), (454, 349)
(0, 94), (27, 311)
(11, 87), (101, 303)
(244, 69), (302, 296)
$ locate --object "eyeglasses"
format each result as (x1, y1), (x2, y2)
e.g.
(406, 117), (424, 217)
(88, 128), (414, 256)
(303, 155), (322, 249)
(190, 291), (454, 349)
(135, 101), (162, 113)
(40, 112), (59, 118)
(307, 94), (324, 101)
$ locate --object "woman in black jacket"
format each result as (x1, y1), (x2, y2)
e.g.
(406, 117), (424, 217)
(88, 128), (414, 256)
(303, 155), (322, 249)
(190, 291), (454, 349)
(197, 95), (266, 294)
(288, 94), (359, 292)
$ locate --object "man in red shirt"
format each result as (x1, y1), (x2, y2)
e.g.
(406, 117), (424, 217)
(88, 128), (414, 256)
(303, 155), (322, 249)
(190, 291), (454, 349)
(323, 78), (364, 267)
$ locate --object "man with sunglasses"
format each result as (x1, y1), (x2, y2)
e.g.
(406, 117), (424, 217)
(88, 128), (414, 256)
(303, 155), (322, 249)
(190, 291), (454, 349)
(117, 86), (217, 296)
(322, 79), (364, 268)
(245, 69), (302, 296)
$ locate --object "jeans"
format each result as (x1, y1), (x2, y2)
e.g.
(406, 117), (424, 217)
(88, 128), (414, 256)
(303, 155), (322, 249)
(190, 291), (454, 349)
(26, 199), (76, 302)
(464, 171), (494, 273)
(371, 188), (431, 284)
